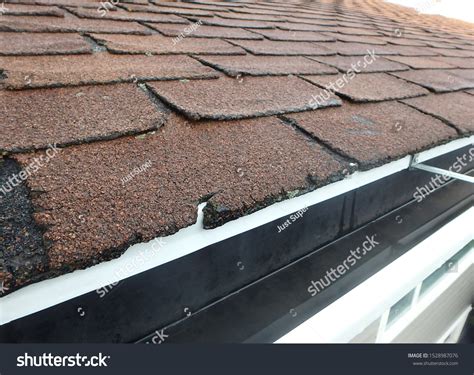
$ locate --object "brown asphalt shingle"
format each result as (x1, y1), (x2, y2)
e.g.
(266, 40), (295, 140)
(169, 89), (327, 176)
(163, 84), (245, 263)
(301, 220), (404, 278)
(0, 53), (219, 89)
(384, 56), (458, 69)
(308, 54), (409, 73)
(66, 7), (188, 24)
(14, 114), (345, 272)
(146, 23), (264, 40)
(0, 83), (167, 153)
(285, 102), (457, 168)
(251, 29), (335, 42)
(147, 76), (341, 120)
(91, 33), (245, 55)
(228, 39), (335, 55)
(2, 3), (64, 16)
(391, 69), (474, 92)
(402, 92), (474, 134)
(303, 73), (429, 102)
(0, 32), (92, 55)
(196, 17), (276, 29)
(0, 15), (151, 34)
(195, 55), (338, 76)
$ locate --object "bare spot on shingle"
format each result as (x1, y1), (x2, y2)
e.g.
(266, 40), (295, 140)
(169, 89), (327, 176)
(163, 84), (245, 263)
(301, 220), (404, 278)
(0, 83), (168, 153)
(402, 92), (474, 134)
(285, 102), (457, 168)
(303, 73), (429, 102)
(147, 76), (341, 120)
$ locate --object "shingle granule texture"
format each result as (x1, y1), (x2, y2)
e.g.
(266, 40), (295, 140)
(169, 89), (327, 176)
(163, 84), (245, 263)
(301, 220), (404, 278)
(308, 55), (409, 73)
(0, 16), (151, 34)
(196, 17), (276, 29)
(384, 56), (457, 69)
(431, 57), (474, 69)
(0, 32), (92, 55)
(66, 7), (188, 23)
(195, 55), (338, 77)
(0, 84), (168, 153)
(13, 114), (346, 275)
(147, 76), (342, 120)
(2, 4), (64, 16)
(303, 73), (429, 102)
(146, 23), (263, 40)
(228, 40), (335, 56)
(285, 102), (457, 168)
(91, 33), (245, 55)
(250, 29), (335, 42)
(0, 53), (219, 89)
(391, 69), (474, 92)
(402, 92), (474, 134)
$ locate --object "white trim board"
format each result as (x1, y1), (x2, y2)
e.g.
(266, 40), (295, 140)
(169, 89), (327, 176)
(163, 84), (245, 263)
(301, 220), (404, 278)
(0, 136), (473, 325)
(274, 208), (474, 344)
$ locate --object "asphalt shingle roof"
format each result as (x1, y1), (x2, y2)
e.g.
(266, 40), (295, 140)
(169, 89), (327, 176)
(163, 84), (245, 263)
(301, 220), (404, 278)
(1, 0), (473, 294)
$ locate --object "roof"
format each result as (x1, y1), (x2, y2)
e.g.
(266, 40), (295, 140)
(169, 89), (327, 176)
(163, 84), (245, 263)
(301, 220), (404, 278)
(1, 0), (473, 295)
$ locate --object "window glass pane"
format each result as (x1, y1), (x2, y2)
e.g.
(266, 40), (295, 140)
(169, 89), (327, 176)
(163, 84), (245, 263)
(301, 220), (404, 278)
(386, 289), (415, 328)
(420, 241), (473, 298)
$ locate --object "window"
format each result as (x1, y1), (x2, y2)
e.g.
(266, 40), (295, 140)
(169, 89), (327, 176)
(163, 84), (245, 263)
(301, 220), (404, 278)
(386, 289), (416, 327)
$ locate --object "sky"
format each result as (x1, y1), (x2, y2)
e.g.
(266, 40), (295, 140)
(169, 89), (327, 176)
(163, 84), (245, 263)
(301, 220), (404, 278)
(386, 0), (474, 24)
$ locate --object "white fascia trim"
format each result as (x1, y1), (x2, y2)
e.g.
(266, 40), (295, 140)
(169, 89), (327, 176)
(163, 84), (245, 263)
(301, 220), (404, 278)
(0, 136), (473, 325)
(274, 207), (474, 344)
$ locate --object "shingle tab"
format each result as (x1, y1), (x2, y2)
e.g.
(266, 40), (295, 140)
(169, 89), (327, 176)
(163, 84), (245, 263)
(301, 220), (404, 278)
(308, 54), (409, 73)
(285, 102), (457, 168)
(392, 69), (474, 92)
(0, 32), (92, 55)
(384, 55), (457, 69)
(0, 53), (219, 89)
(147, 76), (342, 120)
(146, 23), (263, 40)
(13, 114), (345, 272)
(91, 33), (245, 55)
(67, 7), (188, 23)
(251, 29), (335, 42)
(195, 55), (338, 76)
(303, 72), (429, 102)
(0, 84), (167, 152)
(402, 92), (474, 133)
(0, 15), (151, 34)
(2, 3), (63, 16)
(228, 39), (335, 55)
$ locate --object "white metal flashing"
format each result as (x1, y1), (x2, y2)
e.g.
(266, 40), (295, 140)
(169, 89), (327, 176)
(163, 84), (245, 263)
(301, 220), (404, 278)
(0, 136), (473, 325)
